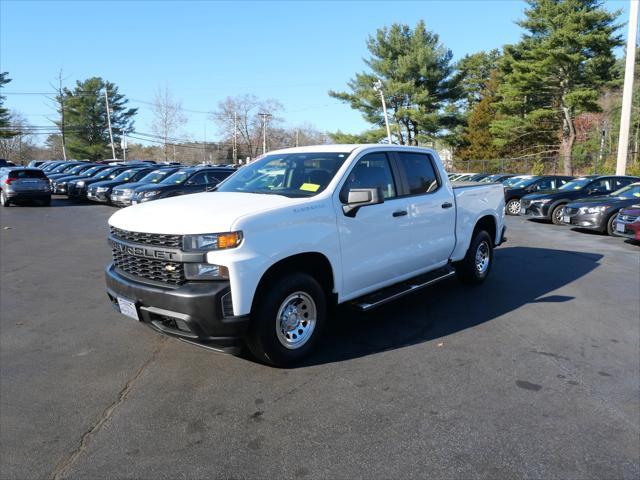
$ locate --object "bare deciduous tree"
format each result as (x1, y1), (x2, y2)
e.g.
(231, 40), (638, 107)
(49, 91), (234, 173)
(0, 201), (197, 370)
(151, 86), (187, 160)
(0, 111), (34, 164)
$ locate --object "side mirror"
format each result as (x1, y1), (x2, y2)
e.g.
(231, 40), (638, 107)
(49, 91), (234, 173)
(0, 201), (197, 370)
(588, 186), (606, 195)
(342, 187), (383, 217)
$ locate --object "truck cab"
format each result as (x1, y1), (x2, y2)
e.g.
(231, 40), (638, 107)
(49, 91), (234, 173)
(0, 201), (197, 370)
(105, 145), (506, 366)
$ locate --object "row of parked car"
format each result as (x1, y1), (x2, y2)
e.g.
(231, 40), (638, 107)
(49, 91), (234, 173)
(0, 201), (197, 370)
(0, 159), (238, 208)
(449, 172), (640, 242)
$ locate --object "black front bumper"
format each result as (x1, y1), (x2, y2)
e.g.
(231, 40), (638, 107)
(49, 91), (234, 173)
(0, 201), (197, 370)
(521, 202), (551, 219)
(105, 264), (249, 348)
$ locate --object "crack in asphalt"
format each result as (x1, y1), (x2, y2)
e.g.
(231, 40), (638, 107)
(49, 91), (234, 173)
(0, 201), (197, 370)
(49, 338), (167, 480)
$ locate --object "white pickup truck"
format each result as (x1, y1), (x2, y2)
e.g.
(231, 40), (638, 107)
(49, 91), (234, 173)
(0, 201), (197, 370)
(105, 145), (506, 366)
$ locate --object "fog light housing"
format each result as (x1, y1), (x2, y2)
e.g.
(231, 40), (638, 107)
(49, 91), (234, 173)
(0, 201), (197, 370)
(184, 263), (229, 280)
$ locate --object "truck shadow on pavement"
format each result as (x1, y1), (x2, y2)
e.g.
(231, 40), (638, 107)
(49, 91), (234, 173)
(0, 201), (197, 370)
(302, 246), (603, 367)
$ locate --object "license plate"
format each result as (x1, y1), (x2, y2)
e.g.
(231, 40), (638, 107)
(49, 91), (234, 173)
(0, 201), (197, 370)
(563, 215), (570, 223)
(117, 297), (139, 321)
(616, 222), (625, 233)
(132, 200), (138, 205)
(520, 207), (526, 215)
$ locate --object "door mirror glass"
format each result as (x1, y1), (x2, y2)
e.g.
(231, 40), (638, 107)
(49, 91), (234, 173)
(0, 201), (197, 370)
(343, 187), (383, 217)
(588, 186), (607, 195)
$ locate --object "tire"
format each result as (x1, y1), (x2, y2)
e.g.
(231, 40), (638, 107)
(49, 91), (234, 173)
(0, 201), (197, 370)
(246, 272), (326, 367)
(505, 199), (521, 215)
(0, 191), (10, 207)
(455, 230), (493, 285)
(606, 212), (619, 236)
(551, 204), (565, 225)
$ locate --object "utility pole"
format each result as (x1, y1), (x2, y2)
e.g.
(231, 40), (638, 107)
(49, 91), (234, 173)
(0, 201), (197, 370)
(232, 111), (238, 164)
(104, 87), (117, 160)
(295, 129), (299, 147)
(121, 130), (128, 162)
(616, 0), (639, 175)
(258, 112), (272, 154)
(203, 124), (207, 164)
(373, 79), (392, 144)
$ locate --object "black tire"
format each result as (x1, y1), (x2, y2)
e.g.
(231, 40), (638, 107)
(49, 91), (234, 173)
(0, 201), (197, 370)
(246, 272), (326, 367)
(41, 197), (51, 207)
(551, 204), (565, 225)
(606, 212), (619, 236)
(505, 199), (521, 216)
(0, 191), (10, 207)
(455, 230), (493, 285)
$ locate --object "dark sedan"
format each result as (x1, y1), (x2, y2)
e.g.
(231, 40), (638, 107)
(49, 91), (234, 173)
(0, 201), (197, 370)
(47, 163), (95, 184)
(110, 167), (181, 207)
(86, 166), (158, 203)
(561, 182), (640, 235)
(520, 175), (640, 224)
(131, 167), (235, 204)
(504, 175), (573, 215)
(67, 166), (133, 201)
(52, 165), (111, 194)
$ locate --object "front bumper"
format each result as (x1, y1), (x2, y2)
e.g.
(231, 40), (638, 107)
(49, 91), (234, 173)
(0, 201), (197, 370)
(613, 222), (640, 240)
(53, 184), (67, 194)
(110, 194), (133, 207)
(87, 190), (110, 202)
(67, 184), (87, 199)
(520, 202), (551, 218)
(105, 264), (249, 348)
(560, 209), (605, 231)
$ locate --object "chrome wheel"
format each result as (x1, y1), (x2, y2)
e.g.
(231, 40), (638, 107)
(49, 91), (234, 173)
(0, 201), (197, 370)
(475, 241), (490, 274)
(275, 291), (317, 349)
(506, 199), (521, 215)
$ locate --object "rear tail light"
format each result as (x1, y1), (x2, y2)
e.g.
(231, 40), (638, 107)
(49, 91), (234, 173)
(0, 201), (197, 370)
(5, 178), (14, 185)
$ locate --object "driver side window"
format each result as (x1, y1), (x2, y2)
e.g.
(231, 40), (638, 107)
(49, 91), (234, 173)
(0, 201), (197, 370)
(345, 153), (397, 199)
(187, 172), (208, 185)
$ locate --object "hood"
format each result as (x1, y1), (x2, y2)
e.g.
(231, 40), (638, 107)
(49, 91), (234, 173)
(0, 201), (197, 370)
(568, 196), (640, 208)
(112, 181), (151, 192)
(88, 180), (117, 190)
(521, 189), (562, 201)
(134, 183), (180, 193)
(108, 191), (300, 234)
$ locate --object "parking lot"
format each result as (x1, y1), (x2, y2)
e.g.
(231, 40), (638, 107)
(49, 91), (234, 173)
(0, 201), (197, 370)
(1, 198), (639, 479)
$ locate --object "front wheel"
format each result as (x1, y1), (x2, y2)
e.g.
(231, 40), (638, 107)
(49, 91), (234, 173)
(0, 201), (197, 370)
(551, 204), (565, 225)
(606, 212), (619, 236)
(246, 272), (326, 367)
(455, 230), (493, 285)
(505, 199), (521, 215)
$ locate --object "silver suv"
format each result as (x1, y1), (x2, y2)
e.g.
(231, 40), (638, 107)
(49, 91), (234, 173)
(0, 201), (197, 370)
(0, 167), (51, 207)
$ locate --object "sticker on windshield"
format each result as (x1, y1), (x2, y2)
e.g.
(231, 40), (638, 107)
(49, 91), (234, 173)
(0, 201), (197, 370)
(300, 183), (320, 192)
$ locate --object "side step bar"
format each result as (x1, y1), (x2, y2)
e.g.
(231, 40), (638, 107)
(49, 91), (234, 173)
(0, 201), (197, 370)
(350, 267), (456, 312)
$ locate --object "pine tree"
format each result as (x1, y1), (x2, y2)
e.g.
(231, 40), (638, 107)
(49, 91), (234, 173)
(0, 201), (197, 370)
(329, 20), (463, 145)
(492, 0), (622, 174)
(0, 72), (13, 138)
(59, 77), (137, 160)
(456, 49), (502, 111)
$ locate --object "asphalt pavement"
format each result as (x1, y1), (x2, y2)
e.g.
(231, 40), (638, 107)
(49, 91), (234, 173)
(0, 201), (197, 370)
(1, 198), (639, 479)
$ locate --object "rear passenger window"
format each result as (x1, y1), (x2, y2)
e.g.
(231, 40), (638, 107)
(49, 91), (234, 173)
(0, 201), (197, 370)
(397, 152), (440, 195)
(206, 171), (231, 183)
(615, 178), (634, 188)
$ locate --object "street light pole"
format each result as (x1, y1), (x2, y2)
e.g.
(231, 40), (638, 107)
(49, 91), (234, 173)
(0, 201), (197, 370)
(104, 88), (117, 160)
(373, 80), (392, 144)
(258, 112), (272, 154)
(616, 0), (639, 175)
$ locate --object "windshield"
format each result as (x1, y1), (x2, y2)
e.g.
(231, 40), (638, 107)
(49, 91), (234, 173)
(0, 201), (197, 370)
(140, 169), (175, 183)
(52, 163), (74, 173)
(68, 164), (89, 174)
(161, 169), (195, 184)
(95, 167), (120, 180)
(113, 168), (143, 182)
(503, 176), (530, 187)
(511, 177), (540, 188)
(559, 178), (591, 190)
(83, 166), (103, 176)
(217, 152), (349, 197)
(612, 184), (640, 199)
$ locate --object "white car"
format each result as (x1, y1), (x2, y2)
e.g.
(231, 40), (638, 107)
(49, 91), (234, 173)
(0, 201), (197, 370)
(105, 145), (506, 366)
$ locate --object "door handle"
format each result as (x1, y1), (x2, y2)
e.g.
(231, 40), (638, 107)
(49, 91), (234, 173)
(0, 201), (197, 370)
(441, 202), (453, 209)
(392, 210), (408, 217)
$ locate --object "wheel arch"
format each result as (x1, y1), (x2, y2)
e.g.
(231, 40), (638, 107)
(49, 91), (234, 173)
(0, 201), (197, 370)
(473, 214), (497, 246)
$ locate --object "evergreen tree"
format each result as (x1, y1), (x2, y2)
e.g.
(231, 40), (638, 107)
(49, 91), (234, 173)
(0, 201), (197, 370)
(59, 77), (137, 160)
(456, 49), (502, 111)
(492, 0), (622, 174)
(329, 20), (463, 145)
(0, 72), (13, 138)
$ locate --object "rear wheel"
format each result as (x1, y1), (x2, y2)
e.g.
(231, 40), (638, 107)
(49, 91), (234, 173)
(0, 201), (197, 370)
(0, 191), (10, 207)
(246, 272), (326, 367)
(505, 199), (521, 215)
(455, 230), (493, 285)
(551, 204), (565, 225)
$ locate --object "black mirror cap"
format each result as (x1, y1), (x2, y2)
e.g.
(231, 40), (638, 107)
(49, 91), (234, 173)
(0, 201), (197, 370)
(343, 187), (383, 217)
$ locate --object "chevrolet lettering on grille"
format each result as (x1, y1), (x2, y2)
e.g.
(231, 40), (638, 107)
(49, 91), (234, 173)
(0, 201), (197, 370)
(109, 238), (177, 260)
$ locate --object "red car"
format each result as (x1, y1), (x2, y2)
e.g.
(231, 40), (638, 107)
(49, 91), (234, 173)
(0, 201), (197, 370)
(614, 205), (640, 241)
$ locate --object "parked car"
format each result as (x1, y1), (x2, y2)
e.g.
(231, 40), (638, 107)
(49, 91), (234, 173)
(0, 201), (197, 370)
(110, 167), (181, 207)
(40, 161), (69, 172)
(0, 167), (51, 206)
(502, 175), (534, 187)
(86, 166), (159, 203)
(130, 166), (235, 204)
(52, 165), (111, 194)
(561, 182), (640, 235)
(67, 166), (132, 201)
(504, 175), (573, 215)
(613, 205), (640, 241)
(27, 160), (48, 168)
(105, 145), (506, 366)
(47, 162), (94, 182)
(450, 173), (477, 182)
(0, 159), (16, 167)
(468, 173), (491, 182)
(520, 175), (640, 224)
(479, 174), (517, 184)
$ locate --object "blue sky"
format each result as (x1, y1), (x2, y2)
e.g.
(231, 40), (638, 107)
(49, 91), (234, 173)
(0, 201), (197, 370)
(0, 0), (632, 145)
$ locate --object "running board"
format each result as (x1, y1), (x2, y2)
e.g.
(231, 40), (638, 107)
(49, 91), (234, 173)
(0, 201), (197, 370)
(350, 267), (456, 312)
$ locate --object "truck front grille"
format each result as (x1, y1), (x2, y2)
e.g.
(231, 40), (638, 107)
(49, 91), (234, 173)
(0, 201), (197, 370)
(110, 226), (182, 248)
(112, 249), (185, 285)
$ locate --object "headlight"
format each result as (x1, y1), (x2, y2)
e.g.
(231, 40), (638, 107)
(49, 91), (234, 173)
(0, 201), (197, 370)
(76, 181), (85, 187)
(142, 190), (161, 197)
(96, 187), (109, 193)
(580, 205), (609, 214)
(184, 263), (229, 280)
(532, 198), (552, 204)
(183, 232), (243, 251)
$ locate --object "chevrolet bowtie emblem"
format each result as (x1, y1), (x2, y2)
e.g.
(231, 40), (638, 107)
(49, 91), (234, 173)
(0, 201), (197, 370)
(165, 264), (177, 272)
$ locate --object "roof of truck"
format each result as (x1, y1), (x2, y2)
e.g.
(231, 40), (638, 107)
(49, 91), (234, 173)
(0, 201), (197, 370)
(268, 144), (436, 155)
